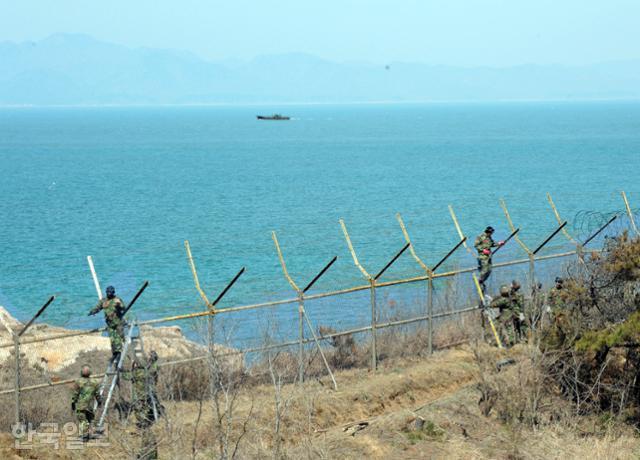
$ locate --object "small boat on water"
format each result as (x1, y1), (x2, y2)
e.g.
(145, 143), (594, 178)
(256, 114), (290, 120)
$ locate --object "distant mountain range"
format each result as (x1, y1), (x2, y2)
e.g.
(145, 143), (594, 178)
(1, 33), (639, 105)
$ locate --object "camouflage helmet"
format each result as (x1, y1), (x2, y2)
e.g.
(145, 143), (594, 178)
(149, 350), (158, 362)
(511, 280), (521, 291)
(500, 285), (510, 297)
(81, 365), (91, 378)
(555, 277), (564, 285)
(485, 226), (495, 234)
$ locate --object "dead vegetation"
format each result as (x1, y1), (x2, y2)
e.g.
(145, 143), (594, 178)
(6, 235), (640, 458)
(541, 232), (640, 420)
(2, 342), (640, 459)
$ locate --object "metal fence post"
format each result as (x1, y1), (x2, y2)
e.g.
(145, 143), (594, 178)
(14, 334), (21, 426)
(369, 279), (377, 370)
(0, 243), (600, 399)
(622, 191), (639, 236)
(528, 255), (536, 294)
(427, 275), (434, 355)
(12, 294), (56, 427)
(2, 204), (618, 403)
(297, 293), (304, 384)
(396, 213), (435, 355)
(546, 193), (578, 245)
(396, 213), (436, 355)
(272, 230), (339, 385)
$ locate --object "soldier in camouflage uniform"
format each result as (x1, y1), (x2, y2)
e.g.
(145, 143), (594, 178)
(547, 277), (565, 314)
(510, 280), (527, 341)
(123, 351), (161, 459)
(490, 286), (518, 347)
(89, 286), (126, 362)
(71, 365), (102, 439)
(474, 226), (505, 292)
(542, 277), (572, 349)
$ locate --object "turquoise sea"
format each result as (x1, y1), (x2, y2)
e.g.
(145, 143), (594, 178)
(1, 102), (639, 343)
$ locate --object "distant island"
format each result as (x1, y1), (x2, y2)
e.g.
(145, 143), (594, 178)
(1, 33), (640, 106)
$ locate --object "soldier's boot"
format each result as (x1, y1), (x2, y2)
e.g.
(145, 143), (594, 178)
(77, 417), (90, 440)
(516, 319), (528, 343)
(138, 428), (158, 459)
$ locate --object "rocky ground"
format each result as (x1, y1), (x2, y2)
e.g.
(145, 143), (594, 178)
(0, 306), (208, 379)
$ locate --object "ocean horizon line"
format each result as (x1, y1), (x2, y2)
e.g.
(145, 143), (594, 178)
(2, 97), (640, 110)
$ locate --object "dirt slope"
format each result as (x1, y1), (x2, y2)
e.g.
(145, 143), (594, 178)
(3, 345), (640, 459)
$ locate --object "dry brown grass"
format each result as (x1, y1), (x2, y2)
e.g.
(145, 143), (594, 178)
(2, 343), (640, 459)
(4, 284), (640, 459)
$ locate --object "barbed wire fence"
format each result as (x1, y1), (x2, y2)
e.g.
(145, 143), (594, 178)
(0, 191), (638, 429)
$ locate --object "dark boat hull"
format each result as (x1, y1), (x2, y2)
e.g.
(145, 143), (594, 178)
(257, 115), (290, 120)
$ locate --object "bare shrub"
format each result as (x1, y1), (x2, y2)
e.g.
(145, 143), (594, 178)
(0, 351), (74, 431)
(471, 233), (640, 431)
(473, 342), (557, 428)
(190, 318), (253, 460)
(159, 360), (210, 401)
(317, 326), (358, 369)
(540, 233), (640, 419)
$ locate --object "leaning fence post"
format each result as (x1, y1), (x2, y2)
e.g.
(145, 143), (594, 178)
(622, 191), (639, 236)
(472, 274), (503, 348)
(87, 256), (103, 300)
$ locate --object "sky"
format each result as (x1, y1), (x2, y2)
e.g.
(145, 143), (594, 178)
(1, 0), (639, 66)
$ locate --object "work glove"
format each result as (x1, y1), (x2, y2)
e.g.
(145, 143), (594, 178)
(482, 249), (491, 255)
(498, 241), (505, 246)
(519, 313), (525, 322)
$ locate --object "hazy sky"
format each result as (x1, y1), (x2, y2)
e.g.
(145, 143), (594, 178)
(1, 0), (639, 66)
